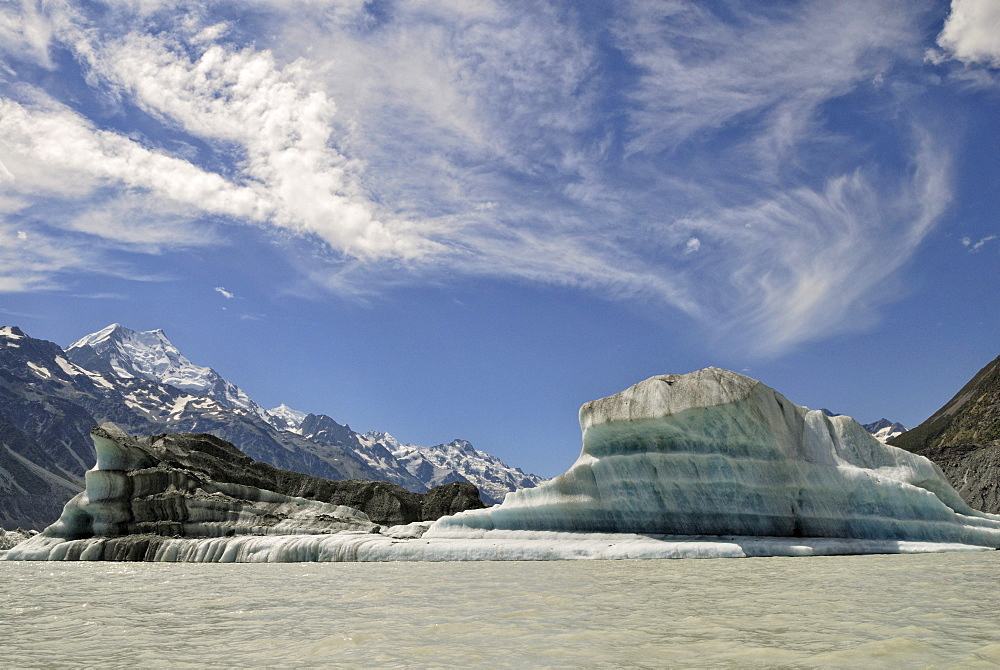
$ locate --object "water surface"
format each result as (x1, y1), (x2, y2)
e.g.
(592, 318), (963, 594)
(4, 553), (1000, 667)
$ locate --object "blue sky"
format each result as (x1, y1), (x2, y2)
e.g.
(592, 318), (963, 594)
(0, 0), (997, 477)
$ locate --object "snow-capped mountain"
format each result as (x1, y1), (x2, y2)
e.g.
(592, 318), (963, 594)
(0, 326), (414, 527)
(67, 324), (273, 424)
(386, 437), (547, 505)
(297, 413), (426, 490)
(862, 418), (907, 443)
(269, 403), (307, 432)
(1, 323), (544, 528)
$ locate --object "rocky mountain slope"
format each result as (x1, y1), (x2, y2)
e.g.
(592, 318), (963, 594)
(384, 436), (545, 504)
(0, 325), (541, 528)
(267, 403), (543, 503)
(890, 355), (1000, 513)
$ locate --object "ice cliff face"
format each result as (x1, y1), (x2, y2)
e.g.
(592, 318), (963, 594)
(429, 368), (1000, 547)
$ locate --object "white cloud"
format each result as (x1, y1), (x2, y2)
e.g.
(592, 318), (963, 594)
(0, 0), (959, 355)
(87, 31), (435, 260)
(0, 96), (263, 216)
(0, 0), (57, 69)
(937, 0), (1000, 67)
(676, 131), (951, 353)
(214, 286), (235, 299)
(0, 219), (100, 292)
(962, 234), (998, 251)
(613, 1), (916, 159)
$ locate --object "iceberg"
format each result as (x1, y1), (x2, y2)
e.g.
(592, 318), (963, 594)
(428, 368), (1000, 548)
(9, 368), (1000, 562)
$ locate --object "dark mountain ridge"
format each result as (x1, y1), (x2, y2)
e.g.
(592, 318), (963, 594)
(890, 355), (1000, 513)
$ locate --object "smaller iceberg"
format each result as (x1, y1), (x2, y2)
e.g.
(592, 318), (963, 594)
(9, 368), (1000, 562)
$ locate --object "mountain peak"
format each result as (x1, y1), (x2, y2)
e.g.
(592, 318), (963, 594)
(67, 324), (205, 389)
(268, 404), (308, 431)
(65, 324), (271, 423)
(67, 322), (124, 350)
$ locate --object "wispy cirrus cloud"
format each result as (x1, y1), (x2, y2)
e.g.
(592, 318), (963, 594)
(676, 131), (950, 352)
(0, 0), (962, 355)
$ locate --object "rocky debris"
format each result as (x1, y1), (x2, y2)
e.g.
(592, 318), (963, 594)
(912, 442), (1000, 515)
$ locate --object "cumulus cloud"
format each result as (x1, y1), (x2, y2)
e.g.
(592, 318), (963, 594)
(936, 0), (1000, 67)
(214, 286), (235, 299)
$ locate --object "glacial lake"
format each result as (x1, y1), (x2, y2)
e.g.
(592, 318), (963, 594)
(4, 552), (1000, 668)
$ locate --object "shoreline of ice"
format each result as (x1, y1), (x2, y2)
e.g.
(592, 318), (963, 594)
(6, 529), (995, 563)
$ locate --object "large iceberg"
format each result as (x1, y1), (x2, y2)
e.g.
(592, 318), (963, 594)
(8, 368), (1000, 561)
(428, 368), (1000, 547)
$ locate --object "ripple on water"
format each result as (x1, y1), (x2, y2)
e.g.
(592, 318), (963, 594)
(3, 553), (1000, 667)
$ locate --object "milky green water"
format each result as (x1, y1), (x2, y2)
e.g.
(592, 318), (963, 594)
(3, 552), (1000, 668)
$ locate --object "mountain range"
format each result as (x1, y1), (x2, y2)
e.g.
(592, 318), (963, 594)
(0, 324), (543, 528)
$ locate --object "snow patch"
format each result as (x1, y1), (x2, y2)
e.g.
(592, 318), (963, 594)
(170, 395), (198, 415)
(0, 326), (24, 340)
(54, 356), (82, 376)
(26, 361), (52, 379)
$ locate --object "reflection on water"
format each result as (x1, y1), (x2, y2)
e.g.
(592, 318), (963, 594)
(4, 552), (1000, 668)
